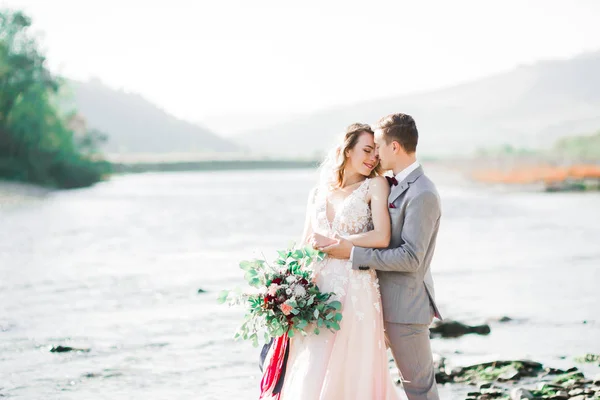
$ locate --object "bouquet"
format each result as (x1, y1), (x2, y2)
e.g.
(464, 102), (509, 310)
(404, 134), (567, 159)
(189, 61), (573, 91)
(218, 246), (344, 399)
(218, 246), (343, 345)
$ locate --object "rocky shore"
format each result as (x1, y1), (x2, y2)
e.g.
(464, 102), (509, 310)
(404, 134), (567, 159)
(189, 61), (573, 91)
(432, 358), (600, 399)
(411, 321), (600, 399)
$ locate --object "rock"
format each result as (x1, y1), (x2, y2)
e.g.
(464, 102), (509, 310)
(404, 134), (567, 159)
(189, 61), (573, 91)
(50, 345), (90, 353)
(552, 370), (585, 384)
(519, 360), (544, 371)
(574, 353), (600, 364)
(430, 320), (491, 338)
(536, 383), (563, 391)
(197, 288), (207, 293)
(435, 370), (453, 384)
(547, 395), (568, 400)
(568, 388), (584, 396)
(486, 316), (515, 323)
(543, 367), (566, 375)
(451, 360), (543, 385)
(510, 388), (535, 399)
(498, 366), (521, 382)
(481, 387), (505, 397)
(569, 396), (585, 400)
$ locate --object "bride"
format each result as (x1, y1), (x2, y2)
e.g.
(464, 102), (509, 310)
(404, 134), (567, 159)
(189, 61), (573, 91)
(265, 123), (401, 399)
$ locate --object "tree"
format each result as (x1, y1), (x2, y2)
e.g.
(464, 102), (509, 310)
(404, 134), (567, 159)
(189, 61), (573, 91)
(0, 9), (110, 188)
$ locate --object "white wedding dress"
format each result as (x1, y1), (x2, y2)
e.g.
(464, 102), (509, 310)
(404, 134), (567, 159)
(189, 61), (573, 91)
(274, 178), (401, 399)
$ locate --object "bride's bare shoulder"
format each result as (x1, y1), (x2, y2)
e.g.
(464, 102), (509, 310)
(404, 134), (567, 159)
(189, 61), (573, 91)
(367, 176), (390, 199)
(369, 176), (389, 189)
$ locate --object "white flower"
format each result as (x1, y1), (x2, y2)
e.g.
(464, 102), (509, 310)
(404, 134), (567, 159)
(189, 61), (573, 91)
(267, 284), (279, 296)
(286, 275), (297, 284)
(285, 288), (293, 296)
(294, 285), (306, 297)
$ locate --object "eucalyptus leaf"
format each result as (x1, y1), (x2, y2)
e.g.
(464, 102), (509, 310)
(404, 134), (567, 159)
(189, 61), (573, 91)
(216, 290), (229, 304)
(239, 260), (253, 271)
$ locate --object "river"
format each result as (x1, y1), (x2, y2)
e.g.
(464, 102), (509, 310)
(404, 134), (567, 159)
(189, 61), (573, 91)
(1, 167), (599, 399)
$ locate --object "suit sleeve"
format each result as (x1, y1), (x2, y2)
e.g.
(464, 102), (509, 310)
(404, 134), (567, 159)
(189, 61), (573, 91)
(351, 191), (440, 272)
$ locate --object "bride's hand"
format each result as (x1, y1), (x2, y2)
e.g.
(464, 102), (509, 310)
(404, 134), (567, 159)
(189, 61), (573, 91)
(308, 233), (338, 250)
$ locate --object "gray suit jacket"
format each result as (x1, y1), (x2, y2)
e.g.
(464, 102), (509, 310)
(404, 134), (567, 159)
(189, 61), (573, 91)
(352, 166), (442, 324)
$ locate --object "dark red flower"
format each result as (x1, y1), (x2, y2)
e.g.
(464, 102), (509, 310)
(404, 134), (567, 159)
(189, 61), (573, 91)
(271, 278), (282, 285)
(299, 278), (309, 285)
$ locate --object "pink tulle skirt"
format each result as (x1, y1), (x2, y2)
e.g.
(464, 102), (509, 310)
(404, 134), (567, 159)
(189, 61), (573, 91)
(273, 257), (401, 400)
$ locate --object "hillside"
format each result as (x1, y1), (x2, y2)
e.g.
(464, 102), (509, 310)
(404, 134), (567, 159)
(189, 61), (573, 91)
(67, 79), (238, 154)
(235, 50), (600, 158)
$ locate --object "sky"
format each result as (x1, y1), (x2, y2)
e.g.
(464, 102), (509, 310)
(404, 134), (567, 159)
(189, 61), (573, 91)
(2, 0), (600, 135)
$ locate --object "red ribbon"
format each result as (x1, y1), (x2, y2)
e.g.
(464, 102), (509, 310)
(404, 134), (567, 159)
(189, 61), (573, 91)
(258, 332), (289, 400)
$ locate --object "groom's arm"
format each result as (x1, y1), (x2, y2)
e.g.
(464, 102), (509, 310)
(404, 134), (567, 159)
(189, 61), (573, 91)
(352, 191), (440, 273)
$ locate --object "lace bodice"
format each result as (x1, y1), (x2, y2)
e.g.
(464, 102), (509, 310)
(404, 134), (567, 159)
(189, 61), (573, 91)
(308, 179), (380, 327)
(312, 179), (373, 237)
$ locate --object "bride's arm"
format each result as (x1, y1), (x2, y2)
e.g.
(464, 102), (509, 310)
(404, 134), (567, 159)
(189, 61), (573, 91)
(299, 188), (317, 246)
(345, 176), (391, 248)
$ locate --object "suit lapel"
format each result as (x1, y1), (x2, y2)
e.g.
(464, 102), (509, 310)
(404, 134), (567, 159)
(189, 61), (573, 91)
(388, 166), (424, 204)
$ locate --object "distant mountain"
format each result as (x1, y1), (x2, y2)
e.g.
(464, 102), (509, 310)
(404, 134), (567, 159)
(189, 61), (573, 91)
(68, 79), (238, 154)
(235, 50), (600, 157)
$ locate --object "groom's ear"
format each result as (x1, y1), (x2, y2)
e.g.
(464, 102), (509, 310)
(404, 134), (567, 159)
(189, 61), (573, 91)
(392, 140), (407, 155)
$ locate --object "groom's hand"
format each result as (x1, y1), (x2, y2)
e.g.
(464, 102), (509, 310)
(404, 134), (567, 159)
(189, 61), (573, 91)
(321, 233), (352, 259)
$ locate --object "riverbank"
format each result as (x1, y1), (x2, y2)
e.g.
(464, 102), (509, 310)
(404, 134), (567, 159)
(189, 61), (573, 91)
(0, 180), (52, 206)
(111, 159), (320, 173)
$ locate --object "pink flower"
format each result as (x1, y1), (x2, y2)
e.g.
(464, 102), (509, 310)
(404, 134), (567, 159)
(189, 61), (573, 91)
(279, 303), (293, 316)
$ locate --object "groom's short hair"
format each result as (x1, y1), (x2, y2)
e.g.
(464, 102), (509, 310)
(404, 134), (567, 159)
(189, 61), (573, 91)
(376, 113), (418, 154)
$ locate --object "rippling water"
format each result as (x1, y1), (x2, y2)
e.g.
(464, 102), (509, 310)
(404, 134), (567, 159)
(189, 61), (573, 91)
(1, 168), (599, 399)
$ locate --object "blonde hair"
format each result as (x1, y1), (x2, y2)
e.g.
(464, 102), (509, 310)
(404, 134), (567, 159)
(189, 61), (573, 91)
(320, 123), (382, 189)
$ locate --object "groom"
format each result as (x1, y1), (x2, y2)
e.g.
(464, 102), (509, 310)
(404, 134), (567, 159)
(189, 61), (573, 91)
(323, 113), (442, 400)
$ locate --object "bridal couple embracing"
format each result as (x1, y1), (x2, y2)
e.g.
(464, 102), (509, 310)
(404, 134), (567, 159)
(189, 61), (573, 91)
(263, 113), (442, 400)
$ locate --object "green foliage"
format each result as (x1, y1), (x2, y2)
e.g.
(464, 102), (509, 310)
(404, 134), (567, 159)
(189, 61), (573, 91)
(0, 9), (109, 188)
(474, 130), (600, 161)
(554, 131), (600, 160)
(219, 246), (342, 347)
(574, 353), (600, 364)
